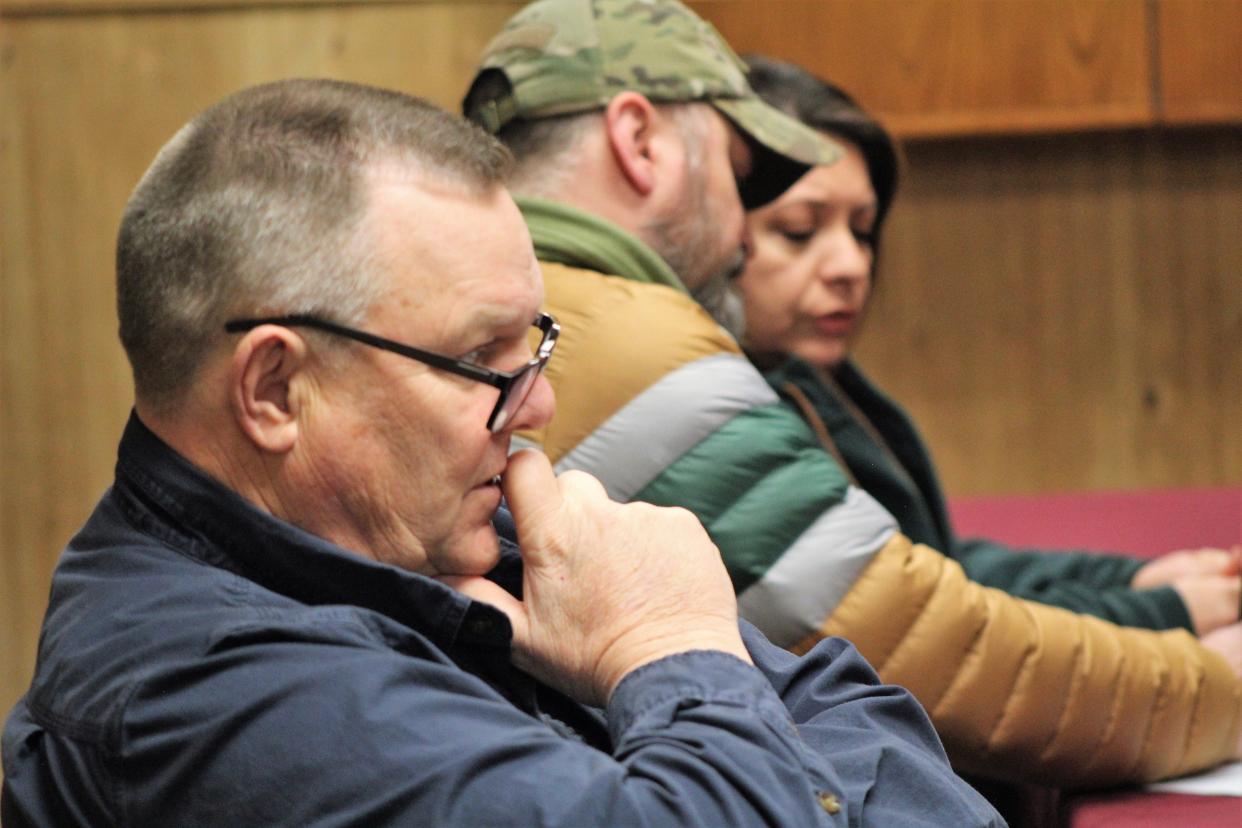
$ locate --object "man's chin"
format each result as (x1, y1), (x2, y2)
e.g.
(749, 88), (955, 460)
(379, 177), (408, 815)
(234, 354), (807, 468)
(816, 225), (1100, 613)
(449, 523), (503, 577)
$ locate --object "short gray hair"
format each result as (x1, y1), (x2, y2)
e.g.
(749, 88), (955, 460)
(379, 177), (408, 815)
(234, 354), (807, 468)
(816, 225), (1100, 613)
(496, 110), (600, 198)
(117, 78), (512, 411)
(497, 101), (708, 199)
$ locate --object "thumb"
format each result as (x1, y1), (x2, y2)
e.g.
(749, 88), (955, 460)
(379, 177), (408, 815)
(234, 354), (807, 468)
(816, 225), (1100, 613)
(501, 449), (562, 544)
(437, 575), (530, 648)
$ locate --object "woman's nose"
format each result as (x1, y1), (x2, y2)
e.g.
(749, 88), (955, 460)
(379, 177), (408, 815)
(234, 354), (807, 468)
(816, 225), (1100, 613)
(818, 232), (872, 286)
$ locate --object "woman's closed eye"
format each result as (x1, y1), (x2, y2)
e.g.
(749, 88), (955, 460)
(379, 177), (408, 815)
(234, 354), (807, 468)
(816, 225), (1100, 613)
(778, 226), (816, 245)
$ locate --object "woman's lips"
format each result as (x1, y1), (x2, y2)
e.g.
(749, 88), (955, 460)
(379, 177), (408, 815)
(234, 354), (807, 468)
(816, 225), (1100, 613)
(812, 311), (857, 337)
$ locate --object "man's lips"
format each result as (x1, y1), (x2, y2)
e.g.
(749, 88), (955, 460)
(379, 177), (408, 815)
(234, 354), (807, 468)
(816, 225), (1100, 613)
(476, 471), (504, 489)
(475, 455), (509, 490)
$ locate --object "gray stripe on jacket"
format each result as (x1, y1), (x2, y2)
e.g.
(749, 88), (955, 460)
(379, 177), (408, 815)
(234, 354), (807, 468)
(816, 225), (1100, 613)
(553, 352), (778, 502)
(738, 486), (898, 649)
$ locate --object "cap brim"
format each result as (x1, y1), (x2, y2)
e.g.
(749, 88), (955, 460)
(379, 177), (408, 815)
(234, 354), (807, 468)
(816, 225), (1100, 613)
(713, 96), (842, 209)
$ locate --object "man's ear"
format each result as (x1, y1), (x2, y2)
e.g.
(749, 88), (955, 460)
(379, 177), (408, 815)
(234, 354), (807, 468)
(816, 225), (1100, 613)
(228, 326), (309, 454)
(603, 91), (665, 197)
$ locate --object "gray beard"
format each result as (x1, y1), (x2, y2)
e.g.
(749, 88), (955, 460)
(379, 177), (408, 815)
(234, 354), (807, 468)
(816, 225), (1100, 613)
(639, 170), (748, 341)
(691, 265), (747, 342)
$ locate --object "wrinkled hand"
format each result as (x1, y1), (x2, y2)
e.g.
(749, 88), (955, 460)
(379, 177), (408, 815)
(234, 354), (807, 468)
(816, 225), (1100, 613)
(1169, 575), (1242, 635)
(1132, 547), (1241, 635)
(1131, 546), (1242, 589)
(444, 449), (749, 707)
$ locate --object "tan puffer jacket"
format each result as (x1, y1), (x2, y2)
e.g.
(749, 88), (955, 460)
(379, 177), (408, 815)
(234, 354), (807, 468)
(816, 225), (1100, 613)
(815, 534), (1240, 788)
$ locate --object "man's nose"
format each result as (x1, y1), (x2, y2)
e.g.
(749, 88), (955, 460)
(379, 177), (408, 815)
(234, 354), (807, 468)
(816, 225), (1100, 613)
(507, 373), (556, 434)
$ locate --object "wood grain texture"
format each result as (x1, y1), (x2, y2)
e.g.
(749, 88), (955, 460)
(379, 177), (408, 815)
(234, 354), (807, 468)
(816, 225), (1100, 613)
(690, 0), (1154, 136)
(2, 0), (422, 16)
(1156, 0), (1242, 124)
(855, 127), (1242, 496)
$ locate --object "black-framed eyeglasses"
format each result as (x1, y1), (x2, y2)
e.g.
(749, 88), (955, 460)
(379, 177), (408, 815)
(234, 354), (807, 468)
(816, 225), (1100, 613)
(224, 312), (559, 433)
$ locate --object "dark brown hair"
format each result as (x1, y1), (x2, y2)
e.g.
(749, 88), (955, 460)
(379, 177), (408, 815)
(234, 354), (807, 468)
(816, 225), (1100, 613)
(744, 55), (900, 250)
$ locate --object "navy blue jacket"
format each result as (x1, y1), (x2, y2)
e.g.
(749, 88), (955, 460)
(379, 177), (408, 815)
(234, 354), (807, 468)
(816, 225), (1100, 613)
(3, 414), (1001, 826)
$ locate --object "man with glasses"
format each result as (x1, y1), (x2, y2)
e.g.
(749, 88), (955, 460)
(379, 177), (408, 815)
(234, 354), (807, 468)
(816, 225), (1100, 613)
(2, 79), (1002, 825)
(464, 0), (1242, 794)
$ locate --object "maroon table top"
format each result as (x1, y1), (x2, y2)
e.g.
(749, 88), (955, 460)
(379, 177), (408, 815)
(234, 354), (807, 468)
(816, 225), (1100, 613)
(968, 780), (1241, 828)
(949, 486), (1242, 560)
(1064, 790), (1241, 827)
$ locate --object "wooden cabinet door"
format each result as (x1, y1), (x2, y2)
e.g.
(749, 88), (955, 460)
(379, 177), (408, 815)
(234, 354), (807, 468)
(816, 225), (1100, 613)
(690, 0), (1154, 136)
(1157, 0), (1242, 124)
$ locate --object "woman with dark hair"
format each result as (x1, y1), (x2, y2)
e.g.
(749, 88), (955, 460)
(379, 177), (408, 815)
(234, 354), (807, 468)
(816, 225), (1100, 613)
(739, 54), (1240, 635)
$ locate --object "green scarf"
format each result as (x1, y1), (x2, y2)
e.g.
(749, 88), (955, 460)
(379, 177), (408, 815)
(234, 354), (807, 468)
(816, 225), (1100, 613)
(516, 197), (686, 295)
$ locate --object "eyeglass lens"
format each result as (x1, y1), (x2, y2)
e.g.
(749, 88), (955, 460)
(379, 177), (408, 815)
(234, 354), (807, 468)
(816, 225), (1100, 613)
(490, 360), (544, 432)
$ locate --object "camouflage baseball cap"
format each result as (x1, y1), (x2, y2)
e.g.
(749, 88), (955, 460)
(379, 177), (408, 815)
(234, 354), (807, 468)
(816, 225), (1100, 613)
(462, 0), (840, 208)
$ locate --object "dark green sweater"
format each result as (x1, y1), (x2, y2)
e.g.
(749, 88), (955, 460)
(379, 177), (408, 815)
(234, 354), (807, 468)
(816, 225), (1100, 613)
(765, 356), (1193, 631)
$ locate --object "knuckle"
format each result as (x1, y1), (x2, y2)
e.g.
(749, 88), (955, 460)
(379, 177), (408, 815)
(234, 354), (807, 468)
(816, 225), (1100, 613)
(557, 469), (589, 488)
(667, 505), (703, 528)
(559, 469), (606, 496)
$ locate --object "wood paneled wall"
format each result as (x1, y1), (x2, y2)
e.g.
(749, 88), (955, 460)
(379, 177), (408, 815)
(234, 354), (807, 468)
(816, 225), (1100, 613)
(2, 0), (1239, 734)
(857, 127), (1242, 495)
(1157, 0), (1242, 123)
(693, 0), (1242, 134)
(694, 0), (1156, 135)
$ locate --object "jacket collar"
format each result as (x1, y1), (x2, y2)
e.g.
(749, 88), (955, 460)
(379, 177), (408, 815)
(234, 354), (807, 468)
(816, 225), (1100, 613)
(517, 196), (686, 294)
(113, 412), (519, 651)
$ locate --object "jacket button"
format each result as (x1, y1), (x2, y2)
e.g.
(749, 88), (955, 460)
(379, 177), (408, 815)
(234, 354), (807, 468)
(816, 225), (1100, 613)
(818, 792), (841, 814)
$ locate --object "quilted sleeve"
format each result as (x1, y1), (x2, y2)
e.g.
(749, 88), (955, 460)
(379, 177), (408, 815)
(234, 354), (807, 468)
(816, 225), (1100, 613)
(815, 534), (1242, 788)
